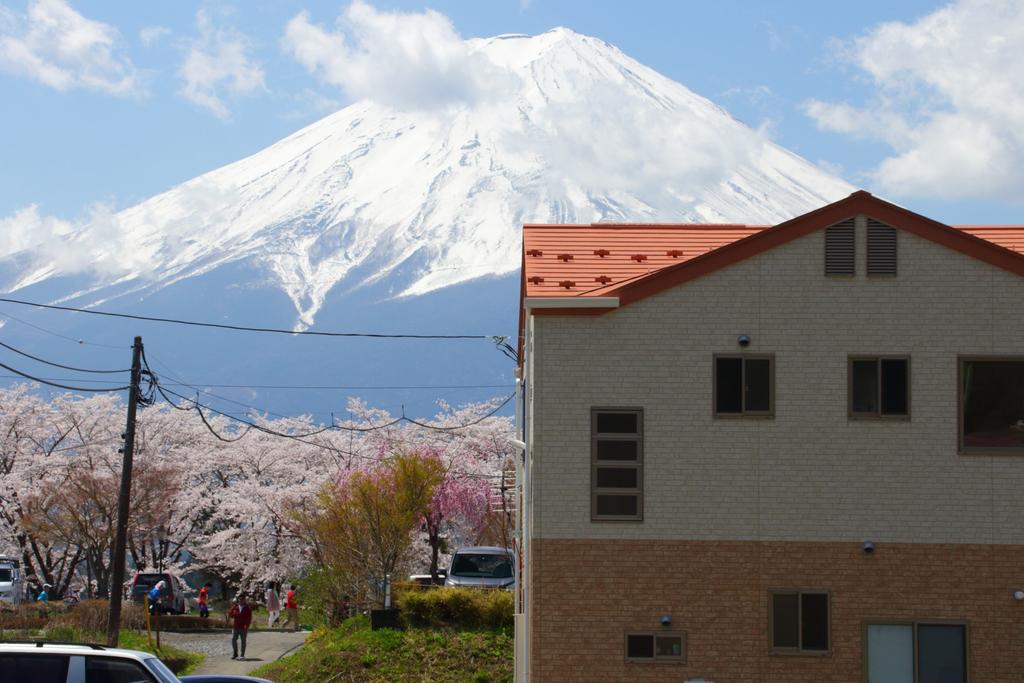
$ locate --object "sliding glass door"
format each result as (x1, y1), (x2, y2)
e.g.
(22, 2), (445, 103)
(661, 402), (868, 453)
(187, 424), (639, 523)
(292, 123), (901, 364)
(867, 622), (965, 683)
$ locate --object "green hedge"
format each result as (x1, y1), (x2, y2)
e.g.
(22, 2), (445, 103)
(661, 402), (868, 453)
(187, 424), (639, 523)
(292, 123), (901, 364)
(397, 588), (512, 629)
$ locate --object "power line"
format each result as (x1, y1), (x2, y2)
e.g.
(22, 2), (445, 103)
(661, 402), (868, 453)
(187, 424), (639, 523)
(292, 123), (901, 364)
(147, 360), (514, 438)
(0, 340), (130, 374)
(0, 360), (130, 393)
(0, 309), (124, 349)
(0, 374), (512, 392)
(159, 382), (515, 390)
(0, 297), (504, 342)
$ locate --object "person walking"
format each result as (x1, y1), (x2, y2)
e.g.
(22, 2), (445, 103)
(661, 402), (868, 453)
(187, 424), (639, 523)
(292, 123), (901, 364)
(281, 584), (299, 631)
(198, 582), (212, 618)
(146, 580), (167, 616)
(36, 583), (51, 617)
(228, 594), (253, 660)
(264, 581), (280, 628)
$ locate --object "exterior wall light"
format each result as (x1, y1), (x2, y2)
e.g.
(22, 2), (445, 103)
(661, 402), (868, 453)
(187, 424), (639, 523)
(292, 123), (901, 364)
(1014, 590), (1024, 601)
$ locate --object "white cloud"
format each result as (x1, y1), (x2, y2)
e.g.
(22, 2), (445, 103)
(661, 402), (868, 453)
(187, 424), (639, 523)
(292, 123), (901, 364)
(139, 25), (170, 47)
(0, 0), (141, 96)
(0, 202), (146, 280)
(178, 10), (265, 119)
(0, 205), (73, 258)
(281, 0), (509, 110)
(804, 0), (1024, 201)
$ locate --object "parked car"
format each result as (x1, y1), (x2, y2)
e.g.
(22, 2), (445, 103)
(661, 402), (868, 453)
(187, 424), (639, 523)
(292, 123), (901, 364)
(444, 546), (515, 589)
(407, 570), (446, 587)
(0, 641), (181, 682)
(0, 556), (24, 604)
(130, 573), (189, 615)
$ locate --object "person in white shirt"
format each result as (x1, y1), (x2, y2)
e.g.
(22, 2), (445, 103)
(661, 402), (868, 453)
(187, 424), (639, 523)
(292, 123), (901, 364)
(264, 581), (281, 627)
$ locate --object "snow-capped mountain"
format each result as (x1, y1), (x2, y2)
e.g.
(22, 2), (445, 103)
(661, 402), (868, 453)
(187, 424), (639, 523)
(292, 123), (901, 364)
(2, 28), (851, 330)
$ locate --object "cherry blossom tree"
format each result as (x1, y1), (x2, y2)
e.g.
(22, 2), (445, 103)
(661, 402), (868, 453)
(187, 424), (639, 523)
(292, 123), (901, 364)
(0, 383), (516, 603)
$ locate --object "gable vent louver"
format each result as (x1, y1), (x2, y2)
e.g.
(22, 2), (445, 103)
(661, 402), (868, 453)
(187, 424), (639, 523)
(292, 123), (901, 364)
(824, 219), (855, 275)
(866, 219), (897, 276)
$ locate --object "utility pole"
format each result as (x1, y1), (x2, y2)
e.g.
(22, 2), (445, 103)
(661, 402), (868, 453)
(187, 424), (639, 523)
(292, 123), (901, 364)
(107, 336), (143, 647)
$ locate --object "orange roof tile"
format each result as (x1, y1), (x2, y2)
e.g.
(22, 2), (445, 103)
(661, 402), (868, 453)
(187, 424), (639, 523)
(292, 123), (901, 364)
(955, 226), (1024, 254)
(522, 224), (767, 297)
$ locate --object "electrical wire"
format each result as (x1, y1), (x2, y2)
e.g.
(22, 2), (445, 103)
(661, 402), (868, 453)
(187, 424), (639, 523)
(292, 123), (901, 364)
(0, 309), (124, 349)
(0, 297), (504, 341)
(0, 374), (514, 391)
(0, 360), (130, 393)
(0, 340), (130, 374)
(147, 358), (513, 437)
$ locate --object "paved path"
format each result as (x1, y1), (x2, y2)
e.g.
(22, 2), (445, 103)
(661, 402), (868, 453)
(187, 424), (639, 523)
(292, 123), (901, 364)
(160, 630), (309, 676)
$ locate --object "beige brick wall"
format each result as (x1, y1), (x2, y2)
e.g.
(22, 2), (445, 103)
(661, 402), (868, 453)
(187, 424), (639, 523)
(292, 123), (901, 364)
(528, 220), (1024, 544)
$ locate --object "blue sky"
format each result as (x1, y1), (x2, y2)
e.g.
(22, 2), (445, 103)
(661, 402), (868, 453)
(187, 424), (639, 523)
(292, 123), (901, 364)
(1, 0), (1022, 226)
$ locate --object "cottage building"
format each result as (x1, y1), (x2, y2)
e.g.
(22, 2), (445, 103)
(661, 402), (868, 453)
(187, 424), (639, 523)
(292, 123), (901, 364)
(515, 191), (1024, 682)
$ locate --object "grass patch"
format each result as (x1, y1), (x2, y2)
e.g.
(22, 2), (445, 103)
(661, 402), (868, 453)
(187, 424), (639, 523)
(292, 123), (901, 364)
(253, 615), (512, 683)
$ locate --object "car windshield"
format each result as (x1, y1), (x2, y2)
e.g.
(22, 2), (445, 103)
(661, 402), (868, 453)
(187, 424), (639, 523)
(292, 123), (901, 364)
(451, 553), (513, 578)
(0, 569), (12, 582)
(144, 656), (179, 683)
(134, 575), (165, 590)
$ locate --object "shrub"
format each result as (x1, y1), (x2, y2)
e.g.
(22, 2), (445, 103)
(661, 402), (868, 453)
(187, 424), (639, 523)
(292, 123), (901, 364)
(50, 600), (147, 633)
(398, 588), (512, 629)
(0, 603), (47, 631)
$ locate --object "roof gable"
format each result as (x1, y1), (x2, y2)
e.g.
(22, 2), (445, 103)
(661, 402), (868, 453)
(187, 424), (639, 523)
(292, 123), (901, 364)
(522, 191), (1024, 314)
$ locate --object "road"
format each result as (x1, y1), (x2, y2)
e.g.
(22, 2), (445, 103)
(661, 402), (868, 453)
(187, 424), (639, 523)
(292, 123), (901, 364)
(160, 630), (309, 676)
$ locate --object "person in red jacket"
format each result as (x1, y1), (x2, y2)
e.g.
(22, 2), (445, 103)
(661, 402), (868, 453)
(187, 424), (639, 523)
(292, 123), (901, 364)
(281, 584), (299, 632)
(228, 594), (253, 660)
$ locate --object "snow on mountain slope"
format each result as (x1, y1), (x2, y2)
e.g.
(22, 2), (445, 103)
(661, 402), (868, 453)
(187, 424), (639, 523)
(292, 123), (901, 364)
(2, 28), (853, 328)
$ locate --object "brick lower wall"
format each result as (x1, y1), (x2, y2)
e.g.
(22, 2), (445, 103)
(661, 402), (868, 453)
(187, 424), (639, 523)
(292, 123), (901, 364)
(529, 539), (1024, 682)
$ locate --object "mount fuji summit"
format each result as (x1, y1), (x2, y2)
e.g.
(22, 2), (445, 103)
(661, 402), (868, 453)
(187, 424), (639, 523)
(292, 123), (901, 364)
(0, 28), (852, 416)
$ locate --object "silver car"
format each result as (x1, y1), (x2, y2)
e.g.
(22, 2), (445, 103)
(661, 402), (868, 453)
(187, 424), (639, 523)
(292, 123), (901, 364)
(444, 546), (515, 589)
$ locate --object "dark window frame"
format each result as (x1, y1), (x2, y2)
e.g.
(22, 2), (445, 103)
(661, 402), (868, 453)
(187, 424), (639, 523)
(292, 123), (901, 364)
(848, 356), (911, 420)
(769, 590), (831, 656)
(958, 356), (1024, 455)
(862, 620), (969, 683)
(623, 631), (687, 663)
(713, 354), (775, 418)
(591, 408), (643, 522)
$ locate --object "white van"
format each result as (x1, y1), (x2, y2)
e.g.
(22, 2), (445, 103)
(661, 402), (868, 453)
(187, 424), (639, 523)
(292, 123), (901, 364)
(0, 556), (24, 604)
(444, 546), (515, 589)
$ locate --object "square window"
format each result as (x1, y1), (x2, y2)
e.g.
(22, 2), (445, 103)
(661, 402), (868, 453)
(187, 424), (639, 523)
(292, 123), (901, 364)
(961, 358), (1024, 450)
(850, 357), (909, 418)
(715, 355), (774, 416)
(771, 591), (829, 653)
(626, 634), (654, 659)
